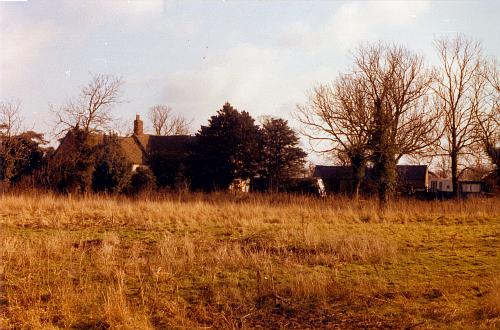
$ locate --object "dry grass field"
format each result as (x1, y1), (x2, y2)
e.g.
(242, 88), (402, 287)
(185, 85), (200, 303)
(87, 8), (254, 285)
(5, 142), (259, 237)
(0, 193), (499, 329)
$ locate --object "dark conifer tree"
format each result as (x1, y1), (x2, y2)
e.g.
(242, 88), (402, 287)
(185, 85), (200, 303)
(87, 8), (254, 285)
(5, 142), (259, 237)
(92, 134), (131, 193)
(0, 131), (46, 185)
(260, 118), (307, 191)
(189, 102), (261, 191)
(128, 167), (156, 194)
(149, 151), (187, 190)
(50, 128), (97, 193)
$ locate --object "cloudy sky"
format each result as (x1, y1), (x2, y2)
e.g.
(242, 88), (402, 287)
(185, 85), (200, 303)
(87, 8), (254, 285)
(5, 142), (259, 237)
(1, 0), (499, 150)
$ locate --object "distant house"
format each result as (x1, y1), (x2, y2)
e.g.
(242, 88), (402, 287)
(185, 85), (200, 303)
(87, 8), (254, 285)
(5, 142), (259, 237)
(429, 178), (453, 193)
(55, 115), (195, 172)
(482, 171), (499, 195)
(396, 165), (432, 193)
(429, 177), (489, 197)
(459, 181), (483, 194)
(313, 164), (431, 195)
(312, 166), (359, 194)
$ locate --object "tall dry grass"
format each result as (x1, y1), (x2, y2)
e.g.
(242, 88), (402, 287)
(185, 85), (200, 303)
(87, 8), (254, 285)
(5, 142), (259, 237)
(0, 192), (499, 328)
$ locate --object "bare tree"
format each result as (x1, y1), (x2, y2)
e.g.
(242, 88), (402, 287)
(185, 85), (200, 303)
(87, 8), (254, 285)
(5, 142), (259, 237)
(53, 73), (124, 136)
(148, 104), (190, 135)
(434, 35), (486, 197)
(0, 100), (22, 138)
(0, 100), (23, 182)
(470, 58), (500, 184)
(432, 155), (451, 178)
(297, 74), (372, 198)
(0, 100), (46, 184)
(111, 117), (133, 137)
(298, 43), (439, 201)
(353, 43), (440, 161)
(356, 43), (439, 203)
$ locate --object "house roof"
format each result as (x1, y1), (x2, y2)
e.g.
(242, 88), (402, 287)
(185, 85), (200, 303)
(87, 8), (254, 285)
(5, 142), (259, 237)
(482, 170), (499, 187)
(313, 164), (429, 181)
(118, 136), (144, 164)
(134, 134), (195, 159)
(428, 170), (439, 179)
(55, 129), (195, 166)
(482, 170), (498, 180)
(396, 165), (428, 181)
(313, 166), (356, 180)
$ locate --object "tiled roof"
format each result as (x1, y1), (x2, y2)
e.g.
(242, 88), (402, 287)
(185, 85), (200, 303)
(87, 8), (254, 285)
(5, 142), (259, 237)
(396, 165), (428, 181)
(313, 165), (428, 181)
(118, 136), (145, 164)
(134, 134), (195, 159)
(313, 165), (356, 179)
(55, 129), (195, 166)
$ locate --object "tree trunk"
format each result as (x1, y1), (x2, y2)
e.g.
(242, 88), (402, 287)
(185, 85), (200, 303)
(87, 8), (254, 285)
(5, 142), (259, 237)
(374, 154), (396, 205)
(351, 159), (365, 201)
(354, 179), (361, 201)
(370, 99), (396, 206)
(451, 151), (459, 198)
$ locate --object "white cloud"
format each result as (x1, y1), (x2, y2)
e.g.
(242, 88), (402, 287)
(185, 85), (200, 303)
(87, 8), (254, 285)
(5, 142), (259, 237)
(326, 1), (430, 48)
(63, 0), (166, 25)
(275, 1), (431, 53)
(0, 7), (59, 92)
(160, 1), (431, 121)
(1, 0), (434, 143)
(160, 42), (325, 133)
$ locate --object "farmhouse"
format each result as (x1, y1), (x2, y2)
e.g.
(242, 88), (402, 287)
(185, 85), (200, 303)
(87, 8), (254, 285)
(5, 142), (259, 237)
(313, 164), (432, 195)
(55, 115), (194, 172)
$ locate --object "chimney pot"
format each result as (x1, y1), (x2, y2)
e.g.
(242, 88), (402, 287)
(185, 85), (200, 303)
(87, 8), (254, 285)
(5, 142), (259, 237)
(134, 114), (143, 135)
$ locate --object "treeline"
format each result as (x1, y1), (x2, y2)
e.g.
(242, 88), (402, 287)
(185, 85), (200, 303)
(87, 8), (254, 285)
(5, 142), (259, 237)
(298, 35), (499, 201)
(0, 101), (307, 194)
(1, 34), (498, 200)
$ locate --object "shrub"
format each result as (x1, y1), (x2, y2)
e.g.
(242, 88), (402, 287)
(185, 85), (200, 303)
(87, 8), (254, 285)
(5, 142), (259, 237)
(127, 167), (156, 194)
(92, 135), (131, 193)
(49, 129), (97, 193)
(149, 151), (187, 190)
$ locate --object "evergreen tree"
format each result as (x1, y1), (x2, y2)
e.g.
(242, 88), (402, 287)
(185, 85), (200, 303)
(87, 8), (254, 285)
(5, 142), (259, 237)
(128, 167), (156, 194)
(189, 102), (261, 191)
(49, 128), (97, 193)
(0, 131), (46, 185)
(149, 151), (187, 190)
(260, 118), (307, 191)
(92, 134), (131, 193)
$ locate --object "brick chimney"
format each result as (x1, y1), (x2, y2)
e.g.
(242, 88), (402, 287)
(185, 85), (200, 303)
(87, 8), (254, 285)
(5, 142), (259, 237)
(133, 114), (143, 135)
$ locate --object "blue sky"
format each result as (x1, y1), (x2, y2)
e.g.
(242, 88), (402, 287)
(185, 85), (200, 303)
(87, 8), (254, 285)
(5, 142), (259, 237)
(1, 0), (499, 152)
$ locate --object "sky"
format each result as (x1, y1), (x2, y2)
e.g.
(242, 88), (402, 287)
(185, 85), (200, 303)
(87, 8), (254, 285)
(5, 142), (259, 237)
(1, 0), (499, 159)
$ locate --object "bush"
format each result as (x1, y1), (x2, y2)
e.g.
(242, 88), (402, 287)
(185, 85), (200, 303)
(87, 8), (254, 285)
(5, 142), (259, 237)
(0, 131), (46, 185)
(128, 167), (156, 195)
(149, 151), (187, 190)
(49, 129), (97, 193)
(92, 135), (131, 193)
(48, 130), (132, 194)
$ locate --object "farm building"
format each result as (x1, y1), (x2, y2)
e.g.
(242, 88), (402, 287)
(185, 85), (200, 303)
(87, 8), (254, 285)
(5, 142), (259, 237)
(482, 171), (500, 195)
(313, 164), (494, 197)
(311, 166), (357, 194)
(429, 178), (453, 193)
(429, 178), (490, 196)
(313, 164), (432, 195)
(459, 181), (483, 194)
